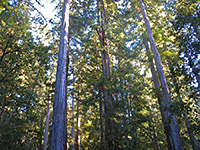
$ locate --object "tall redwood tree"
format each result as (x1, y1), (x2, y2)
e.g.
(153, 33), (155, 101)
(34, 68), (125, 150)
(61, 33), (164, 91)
(50, 0), (71, 149)
(139, 0), (183, 149)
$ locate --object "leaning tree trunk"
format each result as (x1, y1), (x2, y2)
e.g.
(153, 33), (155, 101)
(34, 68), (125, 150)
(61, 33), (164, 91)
(142, 34), (172, 149)
(50, 0), (71, 149)
(139, 0), (183, 149)
(168, 63), (199, 150)
(136, 9), (177, 150)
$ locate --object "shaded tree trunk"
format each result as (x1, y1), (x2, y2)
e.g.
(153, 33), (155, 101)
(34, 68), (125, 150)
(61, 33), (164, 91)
(142, 33), (172, 149)
(96, 0), (115, 149)
(168, 63), (199, 150)
(40, 109), (44, 150)
(50, 0), (71, 149)
(136, 9), (177, 150)
(71, 98), (75, 150)
(148, 102), (161, 150)
(43, 100), (51, 150)
(66, 26), (71, 150)
(139, 0), (183, 149)
(75, 84), (81, 150)
(99, 87), (104, 150)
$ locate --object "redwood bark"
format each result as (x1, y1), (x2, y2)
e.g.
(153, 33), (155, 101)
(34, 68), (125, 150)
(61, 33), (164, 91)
(139, 0), (183, 149)
(97, 0), (115, 149)
(50, 0), (71, 149)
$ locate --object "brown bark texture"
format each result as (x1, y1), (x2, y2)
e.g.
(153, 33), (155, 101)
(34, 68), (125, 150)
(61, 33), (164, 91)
(97, 0), (115, 149)
(50, 0), (71, 149)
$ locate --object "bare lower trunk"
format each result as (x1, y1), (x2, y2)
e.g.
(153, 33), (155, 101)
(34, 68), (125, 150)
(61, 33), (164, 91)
(97, 0), (115, 149)
(139, 0), (183, 149)
(40, 110), (44, 150)
(71, 98), (75, 150)
(122, 92), (129, 148)
(149, 103), (161, 150)
(137, 10), (176, 150)
(43, 100), (51, 150)
(75, 84), (81, 150)
(66, 26), (70, 150)
(50, 0), (71, 149)
(169, 64), (199, 150)
(101, 50), (115, 150)
(183, 113), (199, 150)
(142, 33), (172, 149)
(99, 88), (104, 150)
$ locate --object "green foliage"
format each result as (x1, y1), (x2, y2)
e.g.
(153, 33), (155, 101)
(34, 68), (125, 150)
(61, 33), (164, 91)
(0, 0), (199, 149)
(0, 1), (55, 149)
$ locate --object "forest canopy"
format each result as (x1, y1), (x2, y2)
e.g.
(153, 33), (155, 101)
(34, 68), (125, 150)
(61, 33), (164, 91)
(0, 0), (199, 149)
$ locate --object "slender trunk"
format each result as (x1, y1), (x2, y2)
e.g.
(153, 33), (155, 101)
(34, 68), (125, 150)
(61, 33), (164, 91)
(137, 9), (176, 150)
(97, 0), (115, 149)
(43, 100), (51, 150)
(99, 87), (104, 150)
(71, 98), (75, 150)
(119, 58), (129, 148)
(169, 64), (199, 150)
(142, 32), (171, 149)
(40, 109), (44, 150)
(148, 103), (161, 150)
(75, 84), (81, 150)
(139, 0), (183, 149)
(66, 26), (71, 150)
(50, 0), (71, 149)
(129, 94), (137, 149)
(122, 92), (129, 148)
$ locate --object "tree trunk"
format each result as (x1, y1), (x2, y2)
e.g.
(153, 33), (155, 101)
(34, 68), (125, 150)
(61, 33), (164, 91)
(101, 47), (115, 150)
(139, 0), (183, 149)
(148, 102), (161, 150)
(66, 26), (71, 150)
(71, 98), (75, 150)
(97, 0), (115, 149)
(40, 109), (44, 150)
(99, 87), (104, 150)
(142, 32), (171, 149)
(118, 58), (129, 148)
(75, 84), (81, 150)
(50, 0), (71, 149)
(136, 9), (177, 150)
(43, 100), (51, 150)
(168, 63), (199, 150)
